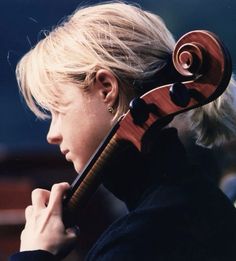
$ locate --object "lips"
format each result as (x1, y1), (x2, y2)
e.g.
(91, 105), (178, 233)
(61, 149), (69, 156)
(61, 149), (72, 162)
(65, 153), (72, 162)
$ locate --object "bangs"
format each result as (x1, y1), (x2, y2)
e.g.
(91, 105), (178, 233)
(16, 40), (67, 119)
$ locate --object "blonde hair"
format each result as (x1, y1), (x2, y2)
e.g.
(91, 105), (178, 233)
(16, 1), (175, 119)
(187, 76), (236, 148)
(16, 1), (236, 148)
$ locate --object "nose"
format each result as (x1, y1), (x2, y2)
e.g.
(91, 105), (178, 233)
(47, 120), (62, 145)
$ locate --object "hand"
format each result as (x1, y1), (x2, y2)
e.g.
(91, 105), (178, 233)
(20, 182), (78, 257)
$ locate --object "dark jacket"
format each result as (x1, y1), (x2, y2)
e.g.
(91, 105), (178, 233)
(10, 128), (236, 261)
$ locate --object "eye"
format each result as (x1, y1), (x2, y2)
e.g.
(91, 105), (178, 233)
(49, 109), (60, 121)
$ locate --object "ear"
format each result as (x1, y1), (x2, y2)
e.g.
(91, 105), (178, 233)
(94, 69), (119, 107)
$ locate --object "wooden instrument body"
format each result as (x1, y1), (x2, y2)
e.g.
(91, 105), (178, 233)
(63, 30), (232, 226)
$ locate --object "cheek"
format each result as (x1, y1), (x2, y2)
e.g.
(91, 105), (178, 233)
(67, 123), (101, 169)
(65, 101), (112, 171)
(70, 120), (111, 171)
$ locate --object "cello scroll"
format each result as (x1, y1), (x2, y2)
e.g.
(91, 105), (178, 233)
(63, 30), (232, 226)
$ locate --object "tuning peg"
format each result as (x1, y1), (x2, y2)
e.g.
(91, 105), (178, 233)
(169, 82), (190, 107)
(129, 97), (149, 125)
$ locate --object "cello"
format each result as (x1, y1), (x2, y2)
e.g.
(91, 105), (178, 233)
(62, 30), (232, 227)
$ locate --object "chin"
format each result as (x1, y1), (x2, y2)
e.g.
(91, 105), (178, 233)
(73, 161), (83, 174)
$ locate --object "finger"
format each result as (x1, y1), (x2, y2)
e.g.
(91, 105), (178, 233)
(47, 182), (70, 214)
(31, 188), (50, 210)
(25, 205), (33, 221)
(56, 227), (78, 259)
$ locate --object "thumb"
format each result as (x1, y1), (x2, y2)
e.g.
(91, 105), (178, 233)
(55, 226), (79, 259)
(66, 225), (80, 239)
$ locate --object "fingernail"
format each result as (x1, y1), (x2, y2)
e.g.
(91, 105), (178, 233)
(73, 225), (80, 237)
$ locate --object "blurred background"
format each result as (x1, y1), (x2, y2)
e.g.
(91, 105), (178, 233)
(0, 0), (235, 260)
